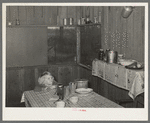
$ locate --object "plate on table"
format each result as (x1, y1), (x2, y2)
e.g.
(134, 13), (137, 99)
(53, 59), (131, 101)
(75, 88), (93, 95)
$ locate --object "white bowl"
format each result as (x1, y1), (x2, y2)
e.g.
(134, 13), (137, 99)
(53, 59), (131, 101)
(69, 96), (79, 104)
(56, 101), (65, 108)
(119, 59), (135, 66)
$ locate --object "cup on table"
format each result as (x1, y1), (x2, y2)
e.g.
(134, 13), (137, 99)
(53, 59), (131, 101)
(64, 86), (70, 97)
(56, 101), (65, 108)
(69, 82), (77, 94)
(69, 96), (79, 104)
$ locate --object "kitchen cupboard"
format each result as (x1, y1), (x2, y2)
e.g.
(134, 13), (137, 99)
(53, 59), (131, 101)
(104, 63), (127, 89)
(47, 26), (77, 64)
(78, 24), (101, 67)
(116, 66), (127, 89)
(6, 26), (47, 67)
(79, 66), (144, 108)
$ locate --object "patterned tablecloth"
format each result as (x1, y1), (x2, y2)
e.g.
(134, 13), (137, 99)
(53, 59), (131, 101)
(92, 59), (144, 100)
(21, 88), (123, 108)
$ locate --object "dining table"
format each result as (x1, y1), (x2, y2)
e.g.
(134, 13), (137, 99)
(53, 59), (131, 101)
(21, 88), (123, 108)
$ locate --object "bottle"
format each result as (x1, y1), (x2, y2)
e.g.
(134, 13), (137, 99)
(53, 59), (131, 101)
(16, 19), (20, 25)
(98, 49), (104, 60)
(69, 18), (73, 25)
(104, 49), (110, 62)
(63, 18), (67, 25)
(57, 83), (64, 100)
(86, 17), (90, 24)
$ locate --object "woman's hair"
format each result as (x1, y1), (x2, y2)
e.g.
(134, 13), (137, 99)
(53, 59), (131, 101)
(38, 71), (54, 86)
(40, 71), (51, 77)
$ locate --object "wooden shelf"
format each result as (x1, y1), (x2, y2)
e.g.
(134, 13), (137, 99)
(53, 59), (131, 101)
(7, 23), (101, 28)
(7, 25), (48, 28)
(77, 23), (101, 27)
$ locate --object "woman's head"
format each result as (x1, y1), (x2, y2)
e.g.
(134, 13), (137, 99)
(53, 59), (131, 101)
(38, 71), (54, 87)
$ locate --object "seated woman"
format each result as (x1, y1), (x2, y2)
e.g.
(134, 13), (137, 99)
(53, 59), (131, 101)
(34, 71), (57, 92)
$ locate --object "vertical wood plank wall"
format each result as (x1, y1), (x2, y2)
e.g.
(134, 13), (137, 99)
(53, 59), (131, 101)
(6, 6), (144, 62)
(6, 6), (145, 107)
(6, 65), (144, 108)
(6, 64), (80, 107)
(101, 6), (144, 62)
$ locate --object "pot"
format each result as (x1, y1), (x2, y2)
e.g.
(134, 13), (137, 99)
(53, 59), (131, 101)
(107, 51), (118, 63)
(75, 79), (88, 88)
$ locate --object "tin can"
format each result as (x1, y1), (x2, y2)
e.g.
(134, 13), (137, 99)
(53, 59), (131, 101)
(86, 17), (90, 24)
(94, 17), (98, 24)
(78, 19), (81, 25)
(81, 17), (85, 25)
(63, 18), (67, 25)
(69, 18), (73, 25)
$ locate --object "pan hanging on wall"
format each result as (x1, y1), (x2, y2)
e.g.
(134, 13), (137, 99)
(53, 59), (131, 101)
(122, 6), (135, 18)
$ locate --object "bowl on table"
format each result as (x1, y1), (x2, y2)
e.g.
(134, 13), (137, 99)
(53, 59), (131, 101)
(55, 101), (65, 108)
(69, 96), (79, 104)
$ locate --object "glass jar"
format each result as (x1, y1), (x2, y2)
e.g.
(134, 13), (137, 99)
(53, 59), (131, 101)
(16, 19), (20, 25)
(98, 49), (104, 60)
(118, 54), (124, 63)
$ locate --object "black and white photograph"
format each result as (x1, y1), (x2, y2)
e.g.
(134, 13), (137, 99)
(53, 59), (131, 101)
(2, 2), (148, 121)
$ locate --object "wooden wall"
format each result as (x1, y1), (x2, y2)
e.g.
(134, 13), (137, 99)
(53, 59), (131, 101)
(101, 6), (145, 62)
(6, 64), (80, 107)
(6, 6), (145, 62)
(5, 6), (145, 108)
(6, 6), (103, 26)
(6, 64), (144, 108)
(6, 26), (48, 67)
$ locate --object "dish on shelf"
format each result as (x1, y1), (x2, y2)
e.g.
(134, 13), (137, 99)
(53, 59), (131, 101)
(125, 65), (144, 70)
(125, 66), (144, 70)
(125, 61), (144, 70)
(75, 88), (93, 94)
(119, 59), (136, 66)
